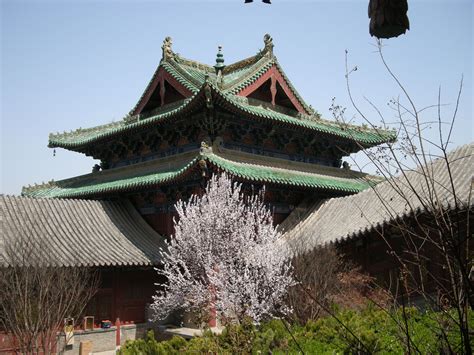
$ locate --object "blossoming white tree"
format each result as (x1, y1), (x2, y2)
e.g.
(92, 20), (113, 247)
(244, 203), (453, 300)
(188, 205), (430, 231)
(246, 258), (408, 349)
(151, 174), (293, 324)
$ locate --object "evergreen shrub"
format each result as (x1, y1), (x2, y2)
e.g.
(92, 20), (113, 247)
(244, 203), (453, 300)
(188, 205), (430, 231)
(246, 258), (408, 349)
(120, 307), (473, 354)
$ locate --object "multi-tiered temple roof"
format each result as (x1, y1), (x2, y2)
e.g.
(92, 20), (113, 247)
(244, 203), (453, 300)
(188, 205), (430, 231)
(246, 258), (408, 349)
(23, 35), (395, 200)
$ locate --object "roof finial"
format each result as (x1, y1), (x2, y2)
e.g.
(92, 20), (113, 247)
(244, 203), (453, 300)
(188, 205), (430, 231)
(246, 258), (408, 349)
(162, 36), (173, 61)
(214, 45), (225, 74)
(263, 34), (274, 56)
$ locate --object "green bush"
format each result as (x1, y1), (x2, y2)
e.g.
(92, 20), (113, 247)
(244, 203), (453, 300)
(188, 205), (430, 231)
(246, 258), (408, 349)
(120, 330), (187, 355)
(120, 307), (473, 354)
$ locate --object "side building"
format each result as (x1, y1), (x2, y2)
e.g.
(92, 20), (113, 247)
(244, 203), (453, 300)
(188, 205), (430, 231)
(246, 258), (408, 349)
(0, 195), (163, 324)
(281, 142), (473, 304)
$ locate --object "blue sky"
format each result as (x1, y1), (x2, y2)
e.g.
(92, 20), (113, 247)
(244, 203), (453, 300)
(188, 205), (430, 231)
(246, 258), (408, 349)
(1, 0), (472, 195)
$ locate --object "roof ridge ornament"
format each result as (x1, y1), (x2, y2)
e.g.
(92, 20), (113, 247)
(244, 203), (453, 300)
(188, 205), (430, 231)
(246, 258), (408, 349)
(214, 45), (225, 72)
(203, 75), (214, 109)
(200, 141), (212, 155)
(214, 45), (225, 86)
(263, 34), (274, 56)
(161, 36), (174, 61)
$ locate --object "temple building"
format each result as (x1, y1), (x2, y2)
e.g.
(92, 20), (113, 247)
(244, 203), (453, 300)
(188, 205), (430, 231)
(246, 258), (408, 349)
(8, 34), (397, 325)
(22, 34), (395, 235)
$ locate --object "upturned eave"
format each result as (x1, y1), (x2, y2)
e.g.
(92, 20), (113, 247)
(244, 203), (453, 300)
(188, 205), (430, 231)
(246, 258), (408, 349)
(23, 146), (379, 199)
(48, 82), (396, 154)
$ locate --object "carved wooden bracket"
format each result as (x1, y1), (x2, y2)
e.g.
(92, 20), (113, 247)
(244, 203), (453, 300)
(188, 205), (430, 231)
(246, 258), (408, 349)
(159, 77), (166, 107)
(270, 74), (277, 106)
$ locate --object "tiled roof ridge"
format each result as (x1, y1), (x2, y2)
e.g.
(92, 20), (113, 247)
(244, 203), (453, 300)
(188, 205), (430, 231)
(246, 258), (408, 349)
(224, 57), (275, 93)
(4, 193), (93, 204)
(166, 51), (272, 95)
(22, 179), (58, 194)
(163, 60), (203, 91)
(50, 90), (196, 144)
(173, 54), (215, 73)
(223, 52), (266, 73)
(225, 91), (390, 134)
(211, 79), (396, 140)
(309, 143), (474, 213)
(162, 34), (272, 76)
(128, 38), (271, 115)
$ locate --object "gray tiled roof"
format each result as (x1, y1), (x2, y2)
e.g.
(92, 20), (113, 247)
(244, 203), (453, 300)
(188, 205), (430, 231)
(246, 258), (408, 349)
(0, 195), (165, 267)
(282, 142), (474, 253)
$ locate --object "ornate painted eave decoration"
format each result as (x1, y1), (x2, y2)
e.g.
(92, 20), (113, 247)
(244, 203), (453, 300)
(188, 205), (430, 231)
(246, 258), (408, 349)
(23, 144), (379, 199)
(48, 81), (396, 152)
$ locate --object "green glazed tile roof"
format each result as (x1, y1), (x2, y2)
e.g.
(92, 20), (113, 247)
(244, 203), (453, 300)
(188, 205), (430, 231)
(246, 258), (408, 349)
(48, 36), (397, 154)
(164, 54), (312, 114)
(223, 56), (274, 92)
(49, 83), (396, 150)
(222, 60), (264, 84)
(129, 52), (270, 110)
(204, 153), (373, 193)
(161, 61), (202, 93)
(23, 149), (375, 199)
(49, 95), (199, 149)
(217, 92), (395, 146)
(23, 156), (199, 199)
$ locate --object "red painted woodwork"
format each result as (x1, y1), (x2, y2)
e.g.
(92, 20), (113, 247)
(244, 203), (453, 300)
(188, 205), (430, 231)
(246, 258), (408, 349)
(115, 318), (121, 346)
(335, 218), (462, 302)
(143, 213), (175, 237)
(285, 142), (298, 155)
(133, 67), (193, 116)
(237, 65), (308, 114)
(0, 332), (17, 353)
(262, 138), (277, 151)
(86, 268), (159, 326)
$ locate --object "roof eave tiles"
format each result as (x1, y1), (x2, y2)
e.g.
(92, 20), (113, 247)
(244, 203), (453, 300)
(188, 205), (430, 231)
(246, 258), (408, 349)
(0, 195), (165, 267)
(23, 150), (376, 199)
(48, 81), (395, 151)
